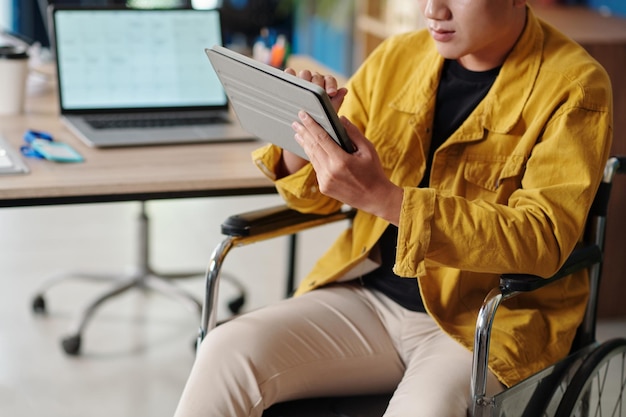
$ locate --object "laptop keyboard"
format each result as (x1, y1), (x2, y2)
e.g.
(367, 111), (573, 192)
(85, 114), (229, 129)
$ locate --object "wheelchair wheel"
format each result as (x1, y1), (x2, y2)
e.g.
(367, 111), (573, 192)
(555, 338), (626, 417)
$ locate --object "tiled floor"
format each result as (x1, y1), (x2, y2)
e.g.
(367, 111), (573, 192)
(0, 198), (624, 417)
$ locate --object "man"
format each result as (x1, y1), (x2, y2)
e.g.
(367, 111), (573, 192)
(175, 0), (612, 415)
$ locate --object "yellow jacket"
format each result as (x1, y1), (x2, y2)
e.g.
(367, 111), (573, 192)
(252, 8), (612, 387)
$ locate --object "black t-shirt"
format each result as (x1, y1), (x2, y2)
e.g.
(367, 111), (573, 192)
(362, 59), (501, 311)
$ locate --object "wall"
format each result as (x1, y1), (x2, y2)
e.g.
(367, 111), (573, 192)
(291, 0), (354, 77)
(0, 3), (11, 31)
(587, 0), (626, 17)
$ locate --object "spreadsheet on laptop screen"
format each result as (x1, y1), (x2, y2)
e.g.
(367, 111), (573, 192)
(53, 8), (226, 110)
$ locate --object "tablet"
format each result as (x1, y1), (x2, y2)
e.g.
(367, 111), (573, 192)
(205, 45), (354, 160)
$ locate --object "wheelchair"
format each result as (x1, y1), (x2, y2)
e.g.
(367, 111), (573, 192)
(196, 156), (626, 417)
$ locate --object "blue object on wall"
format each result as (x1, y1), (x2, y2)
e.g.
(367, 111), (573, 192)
(9, 0), (50, 47)
(291, 2), (353, 77)
(586, 0), (626, 17)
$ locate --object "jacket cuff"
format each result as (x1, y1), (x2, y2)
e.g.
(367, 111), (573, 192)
(252, 144), (281, 181)
(252, 143), (319, 201)
(394, 187), (436, 277)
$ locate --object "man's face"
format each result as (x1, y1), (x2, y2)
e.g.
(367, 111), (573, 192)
(417, 0), (527, 71)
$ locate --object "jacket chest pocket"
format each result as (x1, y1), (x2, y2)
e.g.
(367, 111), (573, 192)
(455, 155), (526, 203)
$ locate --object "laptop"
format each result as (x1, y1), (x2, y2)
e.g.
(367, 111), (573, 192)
(49, 6), (254, 148)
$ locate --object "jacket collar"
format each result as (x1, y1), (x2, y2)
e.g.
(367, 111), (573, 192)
(388, 6), (544, 136)
(388, 39), (442, 121)
(483, 7), (543, 134)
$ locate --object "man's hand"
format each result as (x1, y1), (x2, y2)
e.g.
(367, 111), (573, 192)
(292, 111), (403, 226)
(284, 68), (348, 113)
(277, 68), (348, 177)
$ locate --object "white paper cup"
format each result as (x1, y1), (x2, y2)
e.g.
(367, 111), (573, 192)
(0, 46), (29, 116)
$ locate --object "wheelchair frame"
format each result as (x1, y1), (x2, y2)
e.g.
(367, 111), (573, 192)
(197, 156), (626, 417)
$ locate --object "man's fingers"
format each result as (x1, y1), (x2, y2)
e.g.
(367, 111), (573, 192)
(311, 72), (324, 85)
(297, 110), (344, 157)
(298, 69), (313, 81)
(339, 116), (363, 153)
(340, 116), (358, 135)
(292, 112), (326, 152)
(322, 74), (338, 95)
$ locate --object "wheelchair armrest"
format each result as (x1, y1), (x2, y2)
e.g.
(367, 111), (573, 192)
(221, 205), (357, 238)
(201, 205), (355, 337)
(499, 244), (602, 293)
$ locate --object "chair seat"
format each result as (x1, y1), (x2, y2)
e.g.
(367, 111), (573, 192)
(263, 394), (392, 417)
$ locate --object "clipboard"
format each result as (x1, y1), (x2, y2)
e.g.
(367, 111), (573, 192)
(205, 45), (354, 160)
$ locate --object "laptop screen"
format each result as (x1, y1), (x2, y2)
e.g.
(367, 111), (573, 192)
(52, 8), (227, 112)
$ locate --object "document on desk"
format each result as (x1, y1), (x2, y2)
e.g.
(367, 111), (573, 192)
(0, 133), (29, 175)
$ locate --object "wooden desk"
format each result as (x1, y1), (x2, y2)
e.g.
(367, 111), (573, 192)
(0, 54), (344, 207)
(0, 75), (275, 207)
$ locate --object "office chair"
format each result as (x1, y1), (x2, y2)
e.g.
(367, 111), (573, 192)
(30, 200), (246, 356)
(197, 156), (626, 417)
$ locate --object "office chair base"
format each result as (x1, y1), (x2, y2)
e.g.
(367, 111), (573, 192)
(30, 201), (207, 355)
(32, 268), (203, 355)
(61, 334), (81, 356)
(31, 201), (249, 355)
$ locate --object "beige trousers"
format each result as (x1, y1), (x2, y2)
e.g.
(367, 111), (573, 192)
(174, 282), (503, 417)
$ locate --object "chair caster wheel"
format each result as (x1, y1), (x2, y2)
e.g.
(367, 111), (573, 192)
(32, 295), (46, 314)
(228, 295), (245, 315)
(192, 337), (198, 352)
(61, 334), (81, 356)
